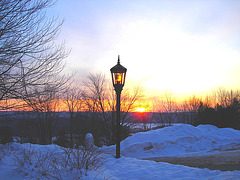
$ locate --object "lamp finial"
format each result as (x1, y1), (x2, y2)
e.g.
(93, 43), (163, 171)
(118, 55), (120, 64)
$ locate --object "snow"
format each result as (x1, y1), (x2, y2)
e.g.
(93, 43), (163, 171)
(120, 124), (240, 158)
(97, 155), (239, 180)
(1, 124), (240, 179)
(101, 124), (240, 159)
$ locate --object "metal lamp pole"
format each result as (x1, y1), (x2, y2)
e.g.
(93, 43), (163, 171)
(115, 85), (121, 158)
(110, 55), (127, 158)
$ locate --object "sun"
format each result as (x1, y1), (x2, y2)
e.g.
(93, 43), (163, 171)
(134, 107), (146, 113)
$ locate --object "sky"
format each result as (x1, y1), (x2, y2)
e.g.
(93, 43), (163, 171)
(49, 0), (240, 100)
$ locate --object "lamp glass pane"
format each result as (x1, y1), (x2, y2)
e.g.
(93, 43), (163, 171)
(115, 73), (122, 84)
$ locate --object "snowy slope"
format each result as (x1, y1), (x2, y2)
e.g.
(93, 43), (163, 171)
(120, 124), (240, 158)
(101, 124), (240, 159)
(0, 124), (240, 179)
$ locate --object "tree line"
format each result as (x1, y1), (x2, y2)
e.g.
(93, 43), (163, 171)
(152, 88), (240, 130)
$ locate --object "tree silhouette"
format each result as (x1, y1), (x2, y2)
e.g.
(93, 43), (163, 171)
(0, 0), (68, 108)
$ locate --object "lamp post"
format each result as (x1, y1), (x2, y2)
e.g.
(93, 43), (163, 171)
(110, 55), (127, 158)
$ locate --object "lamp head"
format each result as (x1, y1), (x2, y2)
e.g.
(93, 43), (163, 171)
(110, 55), (127, 91)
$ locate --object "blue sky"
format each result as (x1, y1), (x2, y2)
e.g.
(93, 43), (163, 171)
(50, 0), (240, 98)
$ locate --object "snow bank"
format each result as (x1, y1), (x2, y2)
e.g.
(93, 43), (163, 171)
(103, 124), (240, 158)
(1, 124), (240, 179)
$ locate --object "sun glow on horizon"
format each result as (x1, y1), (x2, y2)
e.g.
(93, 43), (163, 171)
(134, 107), (146, 113)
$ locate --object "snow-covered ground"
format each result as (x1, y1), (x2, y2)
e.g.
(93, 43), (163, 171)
(0, 124), (240, 179)
(103, 124), (240, 158)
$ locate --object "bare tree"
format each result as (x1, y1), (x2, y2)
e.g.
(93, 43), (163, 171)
(0, 0), (68, 107)
(82, 73), (113, 145)
(153, 98), (166, 127)
(82, 73), (143, 145)
(177, 96), (202, 125)
(213, 88), (239, 108)
(121, 85), (144, 123)
(154, 90), (177, 126)
(63, 85), (83, 147)
(23, 84), (61, 144)
(164, 90), (177, 125)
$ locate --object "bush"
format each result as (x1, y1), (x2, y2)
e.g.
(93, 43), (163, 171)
(13, 143), (103, 179)
(0, 126), (13, 144)
(61, 145), (102, 176)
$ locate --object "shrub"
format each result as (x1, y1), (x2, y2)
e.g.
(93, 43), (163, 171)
(13, 143), (103, 179)
(61, 145), (102, 176)
(0, 126), (13, 144)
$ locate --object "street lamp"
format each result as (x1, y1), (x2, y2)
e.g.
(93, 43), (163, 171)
(110, 55), (127, 158)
